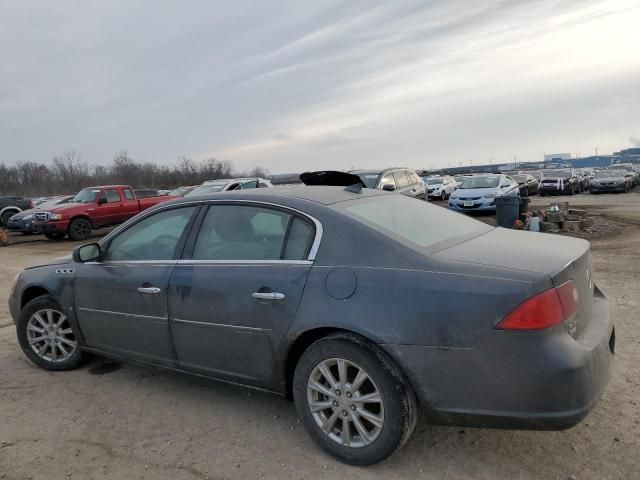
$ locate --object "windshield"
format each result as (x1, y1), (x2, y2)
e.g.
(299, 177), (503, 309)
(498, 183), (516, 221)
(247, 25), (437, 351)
(512, 175), (527, 182)
(72, 189), (101, 203)
(425, 178), (443, 185)
(459, 177), (499, 189)
(185, 184), (226, 196)
(454, 176), (464, 182)
(355, 174), (380, 189)
(335, 195), (491, 252)
(169, 187), (189, 197)
(543, 170), (572, 179)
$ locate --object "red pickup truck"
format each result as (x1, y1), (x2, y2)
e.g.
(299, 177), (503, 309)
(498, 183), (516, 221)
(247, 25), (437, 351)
(35, 185), (174, 241)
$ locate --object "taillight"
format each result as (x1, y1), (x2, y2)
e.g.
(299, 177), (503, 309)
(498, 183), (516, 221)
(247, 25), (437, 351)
(29, 201), (34, 208)
(497, 280), (579, 330)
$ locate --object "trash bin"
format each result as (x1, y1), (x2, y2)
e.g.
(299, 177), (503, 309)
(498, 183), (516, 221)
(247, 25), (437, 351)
(519, 197), (531, 218)
(495, 196), (520, 228)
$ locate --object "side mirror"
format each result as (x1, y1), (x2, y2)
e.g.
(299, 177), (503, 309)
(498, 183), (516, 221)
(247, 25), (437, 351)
(73, 243), (101, 263)
(382, 183), (396, 191)
(97, 197), (107, 205)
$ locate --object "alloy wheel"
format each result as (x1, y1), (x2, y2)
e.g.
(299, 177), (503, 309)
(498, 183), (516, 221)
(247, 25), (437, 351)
(307, 358), (384, 448)
(26, 309), (77, 362)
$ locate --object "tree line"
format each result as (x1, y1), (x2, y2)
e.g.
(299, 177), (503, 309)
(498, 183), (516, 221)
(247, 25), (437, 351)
(0, 151), (269, 196)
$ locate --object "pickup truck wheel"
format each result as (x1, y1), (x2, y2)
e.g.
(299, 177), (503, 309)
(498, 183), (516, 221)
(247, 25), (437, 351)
(68, 218), (92, 241)
(17, 296), (84, 371)
(293, 334), (417, 466)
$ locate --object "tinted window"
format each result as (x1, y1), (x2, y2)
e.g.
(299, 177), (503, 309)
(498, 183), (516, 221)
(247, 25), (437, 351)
(103, 207), (196, 261)
(104, 189), (121, 203)
(258, 182), (270, 188)
(240, 181), (259, 189)
(379, 173), (396, 189)
(284, 217), (313, 260)
(544, 170), (572, 179)
(393, 171), (410, 188)
(193, 205), (289, 260)
(357, 174), (380, 189)
(186, 184), (226, 196)
(337, 195), (491, 251)
(73, 188), (101, 203)
(123, 189), (134, 200)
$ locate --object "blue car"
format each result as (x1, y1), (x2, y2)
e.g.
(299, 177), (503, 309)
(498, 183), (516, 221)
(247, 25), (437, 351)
(448, 174), (519, 212)
(6, 195), (74, 234)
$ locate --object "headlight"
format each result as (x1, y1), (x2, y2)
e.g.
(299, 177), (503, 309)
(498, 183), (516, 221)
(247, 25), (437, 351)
(49, 213), (64, 220)
(23, 214), (33, 221)
(482, 192), (496, 198)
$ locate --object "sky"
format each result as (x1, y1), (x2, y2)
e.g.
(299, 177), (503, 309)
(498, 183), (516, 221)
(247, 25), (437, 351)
(1, 0), (640, 173)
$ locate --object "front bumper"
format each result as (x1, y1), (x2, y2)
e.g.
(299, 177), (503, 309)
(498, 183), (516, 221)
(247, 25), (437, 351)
(590, 184), (626, 193)
(6, 219), (40, 233)
(8, 290), (19, 324)
(384, 289), (613, 430)
(448, 198), (496, 212)
(35, 220), (70, 235)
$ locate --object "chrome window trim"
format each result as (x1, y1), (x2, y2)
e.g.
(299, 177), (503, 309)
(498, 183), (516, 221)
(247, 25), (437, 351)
(99, 199), (323, 262)
(177, 259), (313, 266)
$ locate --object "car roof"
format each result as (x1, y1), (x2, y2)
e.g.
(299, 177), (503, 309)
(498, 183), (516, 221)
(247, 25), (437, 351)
(170, 185), (387, 206)
(350, 168), (406, 175)
(81, 185), (130, 189)
(201, 177), (265, 185)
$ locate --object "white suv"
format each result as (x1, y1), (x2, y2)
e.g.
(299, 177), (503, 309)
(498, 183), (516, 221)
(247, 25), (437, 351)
(423, 175), (457, 200)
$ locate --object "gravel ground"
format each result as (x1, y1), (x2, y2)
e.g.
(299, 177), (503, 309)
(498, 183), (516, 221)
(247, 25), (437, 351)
(1, 191), (639, 479)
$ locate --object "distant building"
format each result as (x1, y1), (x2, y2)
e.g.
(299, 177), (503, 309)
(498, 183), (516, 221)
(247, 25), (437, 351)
(544, 153), (572, 162)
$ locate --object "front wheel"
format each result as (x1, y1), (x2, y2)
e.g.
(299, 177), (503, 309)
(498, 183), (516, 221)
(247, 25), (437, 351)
(440, 191), (446, 201)
(293, 334), (417, 466)
(68, 218), (92, 241)
(16, 295), (84, 371)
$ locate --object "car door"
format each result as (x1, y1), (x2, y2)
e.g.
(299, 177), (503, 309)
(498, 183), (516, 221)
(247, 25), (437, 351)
(121, 188), (141, 219)
(74, 205), (198, 365)
(91, 188), (123, 226)
(392, 170), (413, 197)
(167, 202), (317, 387)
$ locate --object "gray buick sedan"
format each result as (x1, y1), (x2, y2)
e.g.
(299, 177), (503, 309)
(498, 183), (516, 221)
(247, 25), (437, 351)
(8, 186), (614, 465)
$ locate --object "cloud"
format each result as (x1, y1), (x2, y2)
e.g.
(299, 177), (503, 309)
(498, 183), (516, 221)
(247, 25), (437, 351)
(1, 0), (639, 172)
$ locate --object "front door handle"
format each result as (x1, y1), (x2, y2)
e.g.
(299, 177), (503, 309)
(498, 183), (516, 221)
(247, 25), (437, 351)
(137, 286), (161, 294)
(252, 291), (286, 301)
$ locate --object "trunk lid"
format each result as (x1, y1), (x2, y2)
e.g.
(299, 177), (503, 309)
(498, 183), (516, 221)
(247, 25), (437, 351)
(434, 228), (594, 337)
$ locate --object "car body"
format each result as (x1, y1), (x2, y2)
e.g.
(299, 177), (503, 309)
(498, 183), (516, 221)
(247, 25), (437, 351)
(6, 196), (74, 233)
(589, 170), (629, 193)
(9, 186), (613, 465)
(347, 168), (426, 200)
(512, 173), (539, 196)
(133, 188), (161, 199)
(448, 174), (519, 212)
(186, 178), (273, 197)
(0, 196), (33, 227)
(452, 176), (465, 189)
(539, 169), (581, 196)
(423, 176), (457, 200)
(34, 185), (175, 241)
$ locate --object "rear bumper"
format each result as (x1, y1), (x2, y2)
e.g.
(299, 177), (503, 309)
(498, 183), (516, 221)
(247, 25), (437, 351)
(384, 289), (613, 430)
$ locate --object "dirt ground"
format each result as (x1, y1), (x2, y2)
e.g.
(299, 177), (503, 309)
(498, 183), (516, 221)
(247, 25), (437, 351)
(1, 191), (639, 480)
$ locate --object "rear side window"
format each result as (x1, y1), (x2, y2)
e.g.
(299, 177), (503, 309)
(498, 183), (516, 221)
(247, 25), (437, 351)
(193, 205), (313, 261)
(336, 195), (491, 251)
(123, 189), (134, 200)
(104, 189), (121, 203)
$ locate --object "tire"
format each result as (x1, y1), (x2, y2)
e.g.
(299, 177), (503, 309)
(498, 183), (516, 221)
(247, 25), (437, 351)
(293, 333), (417, 466)
(16, 295), (84, 371)
(68, 218), (92, 241)
(44, 232), (65, 240)
(440, 191), (446, 201)
(1, 210), (15, 227)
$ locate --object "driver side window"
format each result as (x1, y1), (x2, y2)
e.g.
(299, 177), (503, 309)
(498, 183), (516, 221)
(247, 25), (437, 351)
(102, 207), (196, 261)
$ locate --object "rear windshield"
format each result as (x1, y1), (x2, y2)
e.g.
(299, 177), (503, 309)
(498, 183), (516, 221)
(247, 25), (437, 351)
(335, 195), (491, 252)
(459, 176), (499, 189)
(355, 174), (380, 189)
(512, 175), (527, 182)
(425, 178), (443, 185)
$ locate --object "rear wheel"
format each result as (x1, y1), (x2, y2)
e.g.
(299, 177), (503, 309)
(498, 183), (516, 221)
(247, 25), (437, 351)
(68, 218), (92, 241)
(293, 334), (417, 466)
(16, 296), (84, 371)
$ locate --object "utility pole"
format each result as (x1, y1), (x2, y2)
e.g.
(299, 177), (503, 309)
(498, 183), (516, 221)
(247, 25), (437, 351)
(595, 147), (598, 157)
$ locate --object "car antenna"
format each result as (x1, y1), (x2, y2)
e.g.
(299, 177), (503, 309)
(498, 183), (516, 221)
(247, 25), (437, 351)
(344, 183), (363, 193)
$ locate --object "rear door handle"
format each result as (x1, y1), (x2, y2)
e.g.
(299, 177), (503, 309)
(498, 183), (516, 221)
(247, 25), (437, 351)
(137, 286), (161, 294)
(252, 291), (286, 301)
